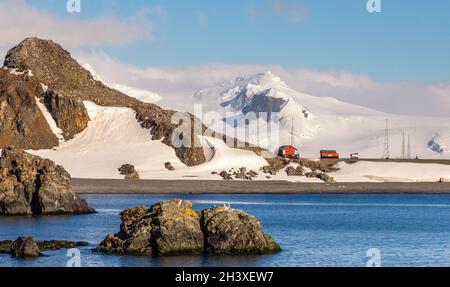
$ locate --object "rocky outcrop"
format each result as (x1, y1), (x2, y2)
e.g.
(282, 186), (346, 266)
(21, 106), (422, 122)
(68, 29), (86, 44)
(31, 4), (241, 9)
(232, 167), (258, 180)
(201, 206), (281, 255)
(94, 199), (280, 256)
(217, 168), (258, 180)
(304, 171), (335, 183)
(260, 165), (279, 176)
(118, 164), (140, 180)
(1, 237), (88, 258)
(10, 237), (43, 258)
(43, 90), (89, 140)
(294, 158), (339, 173)
(94, 200), (204, 256)
(305, 171), (318, 178)
(285, 166), (303, 176)
(164, 162), (175, 171)
(3, 37), (207, 166)
(0, 68), (59, 149)
(0, 147), (95, 215)
(37, 240), (89, 250)
(150, 200), (204, 255)
(317, 173), (335, 183)
(0, 240), (12, 254)
(219, 171), (233, 180)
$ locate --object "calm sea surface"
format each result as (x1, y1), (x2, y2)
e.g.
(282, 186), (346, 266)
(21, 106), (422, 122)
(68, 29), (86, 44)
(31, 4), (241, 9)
(2, 194), (450, 267)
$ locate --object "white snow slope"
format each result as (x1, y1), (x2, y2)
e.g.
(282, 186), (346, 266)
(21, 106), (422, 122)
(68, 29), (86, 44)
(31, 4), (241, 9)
(195, 72), (450, 160)
(30, 102), (267, 180)
(333, 161), (450, 183)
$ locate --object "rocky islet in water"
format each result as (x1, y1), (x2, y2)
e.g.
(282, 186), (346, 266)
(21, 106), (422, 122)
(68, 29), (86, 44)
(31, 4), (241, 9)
(94, 199), (281, 256)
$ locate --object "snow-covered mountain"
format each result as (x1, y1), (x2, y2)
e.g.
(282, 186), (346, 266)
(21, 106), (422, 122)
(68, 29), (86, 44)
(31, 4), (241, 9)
(196, 72), (450, 159)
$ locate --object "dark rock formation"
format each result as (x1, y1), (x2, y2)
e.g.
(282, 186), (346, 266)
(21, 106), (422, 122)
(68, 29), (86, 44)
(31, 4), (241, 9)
(94, 199), (280, 256)
(294, 158), (339, 173)
(0, 68), (59, 149)
(164, 162), (175, 171)
(233, 167), (247, 179)
(0, 147), (95, 215)
(305, 171), (318, 178)
(43, 90), (89, 140)
(304, 170), (335, 183)
(201, 206), (281, 255)
(150, 200), (204, 256)
(285, 166), (303, 176)
(232, 167), (258, 180)
(219, 171), (233, 180)
(261, 157), (290, 176)
(317, 173), (335, 183)
(118, 164), (140, 180)
(0, 240), (12, 254)
(94, 200), (204, 256)
(1, 238), (88, 257)
(3, 37), (207, 166)
(10, 237), (43, 258)
(260, 165), (278, 176)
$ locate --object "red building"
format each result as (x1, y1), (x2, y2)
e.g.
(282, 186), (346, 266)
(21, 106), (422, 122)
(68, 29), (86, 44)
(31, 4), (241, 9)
(278, 145), (299, 159)
(320, 150), (340, 159)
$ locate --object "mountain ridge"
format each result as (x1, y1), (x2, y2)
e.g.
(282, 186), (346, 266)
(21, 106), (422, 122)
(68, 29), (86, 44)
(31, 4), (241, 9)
(2, 37), (207, 166)
(195, 71), (450, 159)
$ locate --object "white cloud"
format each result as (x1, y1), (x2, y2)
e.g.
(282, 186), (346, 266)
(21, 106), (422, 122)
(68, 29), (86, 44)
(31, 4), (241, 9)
(0, 0), (152, 53)
(75, 51), (450, 117)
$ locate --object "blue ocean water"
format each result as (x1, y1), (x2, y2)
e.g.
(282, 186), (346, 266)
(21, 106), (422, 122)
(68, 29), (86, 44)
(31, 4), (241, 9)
(2, 194), (450, 267)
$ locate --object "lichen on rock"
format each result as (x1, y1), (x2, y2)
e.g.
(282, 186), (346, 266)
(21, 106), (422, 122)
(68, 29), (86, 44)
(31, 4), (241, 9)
(94, 199), (281, 257)
(201, 206), (281, 255)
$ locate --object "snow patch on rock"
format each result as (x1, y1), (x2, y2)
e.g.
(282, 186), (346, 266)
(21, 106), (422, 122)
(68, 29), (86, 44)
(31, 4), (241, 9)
(34, 97), (65, 144)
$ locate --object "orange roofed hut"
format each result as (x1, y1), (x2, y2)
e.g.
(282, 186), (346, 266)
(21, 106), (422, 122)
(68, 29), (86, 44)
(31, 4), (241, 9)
(278, 145), (300, 159)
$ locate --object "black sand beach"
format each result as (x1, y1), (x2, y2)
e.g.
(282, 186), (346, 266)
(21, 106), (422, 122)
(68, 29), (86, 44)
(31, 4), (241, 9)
(72, 179), (450, 194)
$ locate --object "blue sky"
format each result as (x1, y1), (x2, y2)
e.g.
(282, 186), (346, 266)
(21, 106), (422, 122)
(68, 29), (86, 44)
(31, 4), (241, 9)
(21, 0), (450, 82)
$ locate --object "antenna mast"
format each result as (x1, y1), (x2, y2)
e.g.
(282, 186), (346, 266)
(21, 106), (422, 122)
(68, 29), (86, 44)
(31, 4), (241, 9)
(407, 135), (411, 159)
(290, 118), (294, 146)
(401, 132), (406, 159)
(382, 119), (390, 159)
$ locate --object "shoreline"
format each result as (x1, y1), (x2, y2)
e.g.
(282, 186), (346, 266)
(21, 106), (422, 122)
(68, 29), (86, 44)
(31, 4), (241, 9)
(72, 178), (450, 195)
